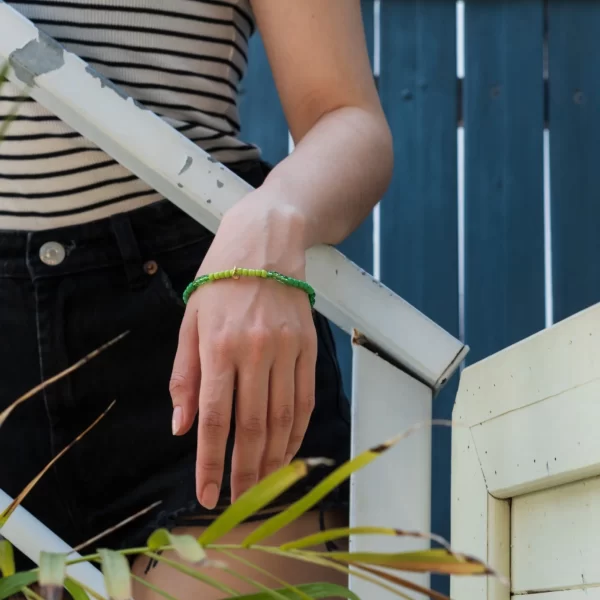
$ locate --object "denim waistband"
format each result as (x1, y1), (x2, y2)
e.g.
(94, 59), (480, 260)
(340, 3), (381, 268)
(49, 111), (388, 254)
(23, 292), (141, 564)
(0, 160), (269, 280)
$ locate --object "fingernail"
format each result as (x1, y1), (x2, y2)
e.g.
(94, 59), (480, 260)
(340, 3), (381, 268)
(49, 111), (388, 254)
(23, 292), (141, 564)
(284, 453), (293, 465)
(172, 406), (182, 435)
(201, 483), (220, 510)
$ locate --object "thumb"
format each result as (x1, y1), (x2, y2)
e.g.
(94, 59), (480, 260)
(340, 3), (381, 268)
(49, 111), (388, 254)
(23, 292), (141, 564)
(169, 308), (200, 435)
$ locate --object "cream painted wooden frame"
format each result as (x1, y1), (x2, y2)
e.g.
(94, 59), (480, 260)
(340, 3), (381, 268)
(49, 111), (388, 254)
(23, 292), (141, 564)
(451, 302), (600, 600)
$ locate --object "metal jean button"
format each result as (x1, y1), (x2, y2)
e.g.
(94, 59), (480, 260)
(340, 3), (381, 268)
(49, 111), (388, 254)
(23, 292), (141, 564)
(39, 241), (66, 266)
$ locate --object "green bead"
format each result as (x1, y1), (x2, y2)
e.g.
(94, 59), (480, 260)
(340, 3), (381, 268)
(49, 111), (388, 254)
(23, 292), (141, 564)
(261, 270), (267, 278)
(208, 273), (214, 281)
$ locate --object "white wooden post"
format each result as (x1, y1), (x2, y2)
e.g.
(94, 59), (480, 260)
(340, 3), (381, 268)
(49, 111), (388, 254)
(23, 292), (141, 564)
(0, 4), (467, 597)
(451, 302), (600, 600)
(350, 342), (432, 598)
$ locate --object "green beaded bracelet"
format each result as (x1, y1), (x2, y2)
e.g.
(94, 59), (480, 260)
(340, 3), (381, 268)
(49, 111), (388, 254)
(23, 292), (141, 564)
(182, 266), (316, 308)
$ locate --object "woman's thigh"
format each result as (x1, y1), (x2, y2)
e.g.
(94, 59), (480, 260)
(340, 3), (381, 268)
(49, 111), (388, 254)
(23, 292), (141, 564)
(132, 509), (349, 600)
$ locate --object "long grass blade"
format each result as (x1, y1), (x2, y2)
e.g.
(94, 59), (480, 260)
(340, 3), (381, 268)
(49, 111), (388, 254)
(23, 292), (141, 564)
(281, 527), (452, 553)
(73, 501), (162, 554)
(22, 587), (45, 600)
(64, 579), (90, 600)
(39, 553), (67, 600)
(145, 551), (238, 596)
(0, 332), (128, 429)
(99, 549), (131, 600)
(0, 537), (15, 576)
(218, 551), (312, 600)
(198, 458), (333, 546)
(130, 573), (178, 600)
(237, 546), (414, 600)
(349, 564), (450, 600)
(0, 402), (116, 526)
(243, 421), (451, 547)
(221, 584), (361, 600)
(314, 548), (492, 576)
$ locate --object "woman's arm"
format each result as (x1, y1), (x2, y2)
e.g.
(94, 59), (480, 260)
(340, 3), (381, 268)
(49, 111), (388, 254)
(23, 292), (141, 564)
(170, 0), (392, 510)
(231, 0), (393, 249)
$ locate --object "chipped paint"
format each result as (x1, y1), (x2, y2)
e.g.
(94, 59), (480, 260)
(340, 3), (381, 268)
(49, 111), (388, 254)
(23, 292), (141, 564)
(9, 33), (64, 87)
(179, 156), (193, 175)
(216, 180), (224, 188)
(85, 65), (129, 100)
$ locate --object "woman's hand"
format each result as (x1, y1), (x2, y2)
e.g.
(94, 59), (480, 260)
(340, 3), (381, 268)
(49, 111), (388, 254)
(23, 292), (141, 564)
(169, 191), (317, 509)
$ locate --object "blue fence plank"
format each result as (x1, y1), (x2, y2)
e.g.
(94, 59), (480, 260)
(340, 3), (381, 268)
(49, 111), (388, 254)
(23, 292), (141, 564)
(548, 1), (600, 322)
(464, 1), (545, 364)
(332, 0), (375, 396)
(378, 1), (457, 594)
(239, 33), (288, 165)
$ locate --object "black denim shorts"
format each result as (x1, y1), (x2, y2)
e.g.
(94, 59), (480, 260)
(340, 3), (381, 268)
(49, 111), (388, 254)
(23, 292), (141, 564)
(0, 161), (350, 557)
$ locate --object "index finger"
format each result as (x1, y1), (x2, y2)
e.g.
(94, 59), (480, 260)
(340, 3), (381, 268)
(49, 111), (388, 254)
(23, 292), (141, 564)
(196, 344), (235, 510)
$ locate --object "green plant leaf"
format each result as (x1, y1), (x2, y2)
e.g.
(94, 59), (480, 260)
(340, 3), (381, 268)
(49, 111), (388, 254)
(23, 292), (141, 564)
(64, 579), (90, 600)
(0, 402), (115, 526)
(198, 458), (332, 546)
(222, 583), (361, 599)
(242, 422), (449, 547)
(0, 538), (15, 576)
(218, 550), (312, 600)
(317, 548), (492, 575)
(39, 552), (67, 600)
(99, 549), (132, 600)
(147, 529), (205, 563)
(281, 527), (452, 552)
(0, 572), (38, 600)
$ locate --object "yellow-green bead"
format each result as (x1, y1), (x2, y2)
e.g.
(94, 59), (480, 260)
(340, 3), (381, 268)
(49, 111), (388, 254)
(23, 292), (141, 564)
(261, 270), (267, 278)
(208, 273), (215, 281)
(247, 269), (253, 276)
(229, 269), (235, 277)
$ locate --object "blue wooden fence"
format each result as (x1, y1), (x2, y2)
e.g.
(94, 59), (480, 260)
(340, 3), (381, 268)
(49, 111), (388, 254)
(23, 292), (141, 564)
(240, 1), (600, 594)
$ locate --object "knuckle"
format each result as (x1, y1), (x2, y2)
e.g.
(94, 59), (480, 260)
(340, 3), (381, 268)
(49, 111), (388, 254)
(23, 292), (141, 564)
(212, 332), (234, 360)
(200, 408), (226, 437)
(198, 458), (223, 473)
(238, 414), (266, 441)
(298, 393), (316, 416)
(277, 324), (299, 346)
(263, 458), (283, 472)
(232, 469), (258, 486)
(301, 328), (318, 352)
(270, 404), (294, 429)
(169, 371), (191, 397)
(247, 327), (272, 352)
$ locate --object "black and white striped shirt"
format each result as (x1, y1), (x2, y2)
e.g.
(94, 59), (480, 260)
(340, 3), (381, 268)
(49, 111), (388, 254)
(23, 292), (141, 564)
(0, 0), (261, 230)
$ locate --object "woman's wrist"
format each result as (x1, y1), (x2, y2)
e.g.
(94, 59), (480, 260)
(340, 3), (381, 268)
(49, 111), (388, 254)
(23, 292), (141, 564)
(201, 189), (309, 278)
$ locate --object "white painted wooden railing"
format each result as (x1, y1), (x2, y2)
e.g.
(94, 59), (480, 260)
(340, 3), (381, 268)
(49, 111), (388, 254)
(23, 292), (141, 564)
(451, 301), (600, 600)
(0, 3), (467, 597)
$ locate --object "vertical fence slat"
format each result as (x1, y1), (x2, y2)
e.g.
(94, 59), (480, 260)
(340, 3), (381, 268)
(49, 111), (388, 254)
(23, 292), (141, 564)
(332, 0), (375, 396)
(239, 34), (288, 165)
(378, 1), (457, 594)
(548, 2), (600, 322)
(464, 1), (545, 364)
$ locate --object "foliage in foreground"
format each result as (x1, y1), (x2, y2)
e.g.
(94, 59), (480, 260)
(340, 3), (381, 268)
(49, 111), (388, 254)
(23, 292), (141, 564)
(0, 61), (500, 599)
(0, 334), (501, 600)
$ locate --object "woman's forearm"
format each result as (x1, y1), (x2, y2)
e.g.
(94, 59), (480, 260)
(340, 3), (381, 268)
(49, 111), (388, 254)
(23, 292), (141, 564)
(230, 105), (393, 252)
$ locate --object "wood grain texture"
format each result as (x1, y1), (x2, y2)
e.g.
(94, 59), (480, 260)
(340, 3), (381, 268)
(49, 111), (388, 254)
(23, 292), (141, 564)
(377, 4), (458, 593)
(512, 475), (600, 593)
(464, 0), (545, 364)
(548, 1), (600, 323)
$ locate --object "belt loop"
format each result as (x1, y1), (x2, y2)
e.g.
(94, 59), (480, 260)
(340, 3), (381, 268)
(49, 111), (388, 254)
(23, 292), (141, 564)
(110, 213), (145, 290)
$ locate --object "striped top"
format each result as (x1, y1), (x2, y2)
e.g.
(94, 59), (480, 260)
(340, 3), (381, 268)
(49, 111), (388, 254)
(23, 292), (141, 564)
(0, 0), (261, 231)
